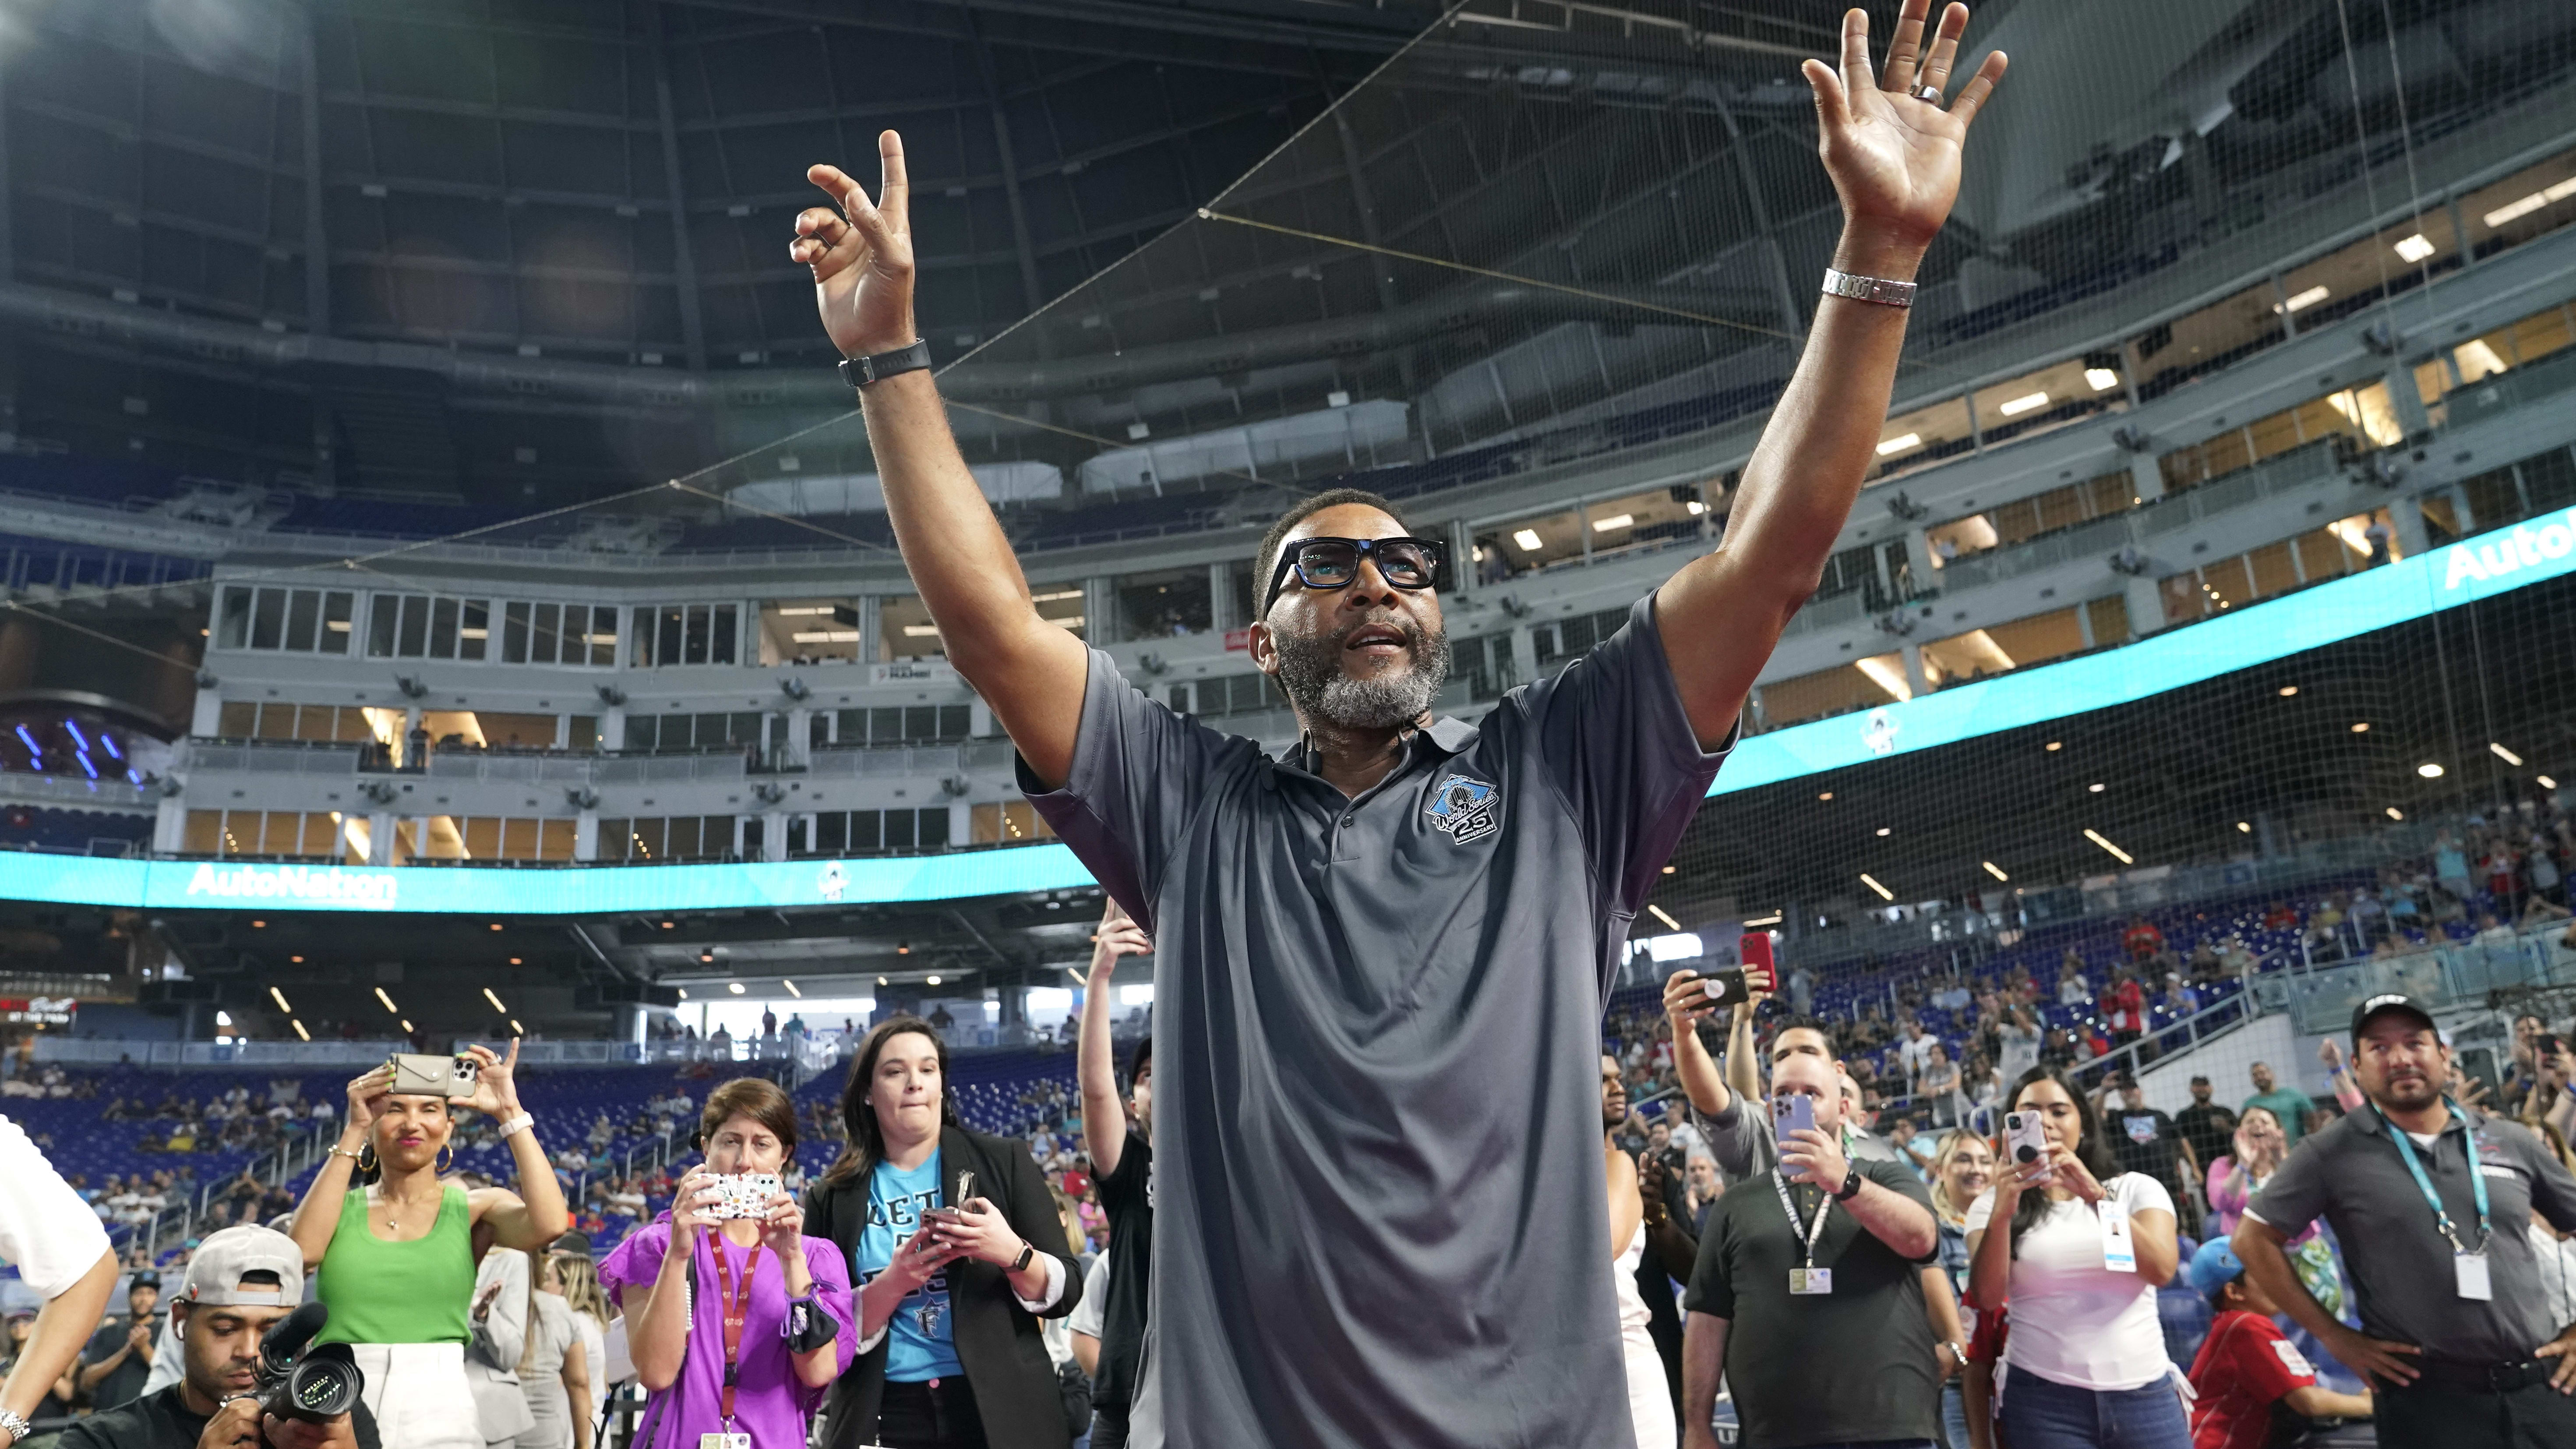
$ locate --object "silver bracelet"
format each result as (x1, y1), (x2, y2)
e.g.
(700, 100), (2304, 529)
(1821, 268), (1917, 308)
(2, 1407), (33, 1444)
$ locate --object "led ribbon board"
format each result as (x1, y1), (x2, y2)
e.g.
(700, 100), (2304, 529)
(0, 509), (2569, 913)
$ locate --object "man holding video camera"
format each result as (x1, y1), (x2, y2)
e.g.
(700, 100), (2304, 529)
(62, 1226), (380, 1449)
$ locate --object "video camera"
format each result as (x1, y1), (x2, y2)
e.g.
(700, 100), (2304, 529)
(252, 1302), (364, 1424)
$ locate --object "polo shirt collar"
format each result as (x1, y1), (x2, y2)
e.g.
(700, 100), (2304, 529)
(1275, 716), (1479, 772)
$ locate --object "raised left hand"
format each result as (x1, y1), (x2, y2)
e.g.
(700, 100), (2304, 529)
(1803, 2), (2010, 263)
(759, 1191), (807, 1261)
(459, 1040), (523, 1120)
(2036, 1142), (2106, 1204)
(925, 1196), (1026, 1269)
(1781, 1127), (1850, 1195)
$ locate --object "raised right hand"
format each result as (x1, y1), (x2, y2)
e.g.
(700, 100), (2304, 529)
(665, 1164), (718, 1248)
(1087, 903), (1153, 990)
(795, 132), (916, 360)
(1663, 969), (1714, 1028)
(342, 1064), (392, 1135)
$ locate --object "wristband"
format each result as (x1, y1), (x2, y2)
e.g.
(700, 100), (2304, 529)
(498, 1111), (535, 1139)
(2, 1408), (32, 1445)
(837, 339), (933, 388)
(781, 1292), (838, 1354)
(1821, 268), (1916, 308)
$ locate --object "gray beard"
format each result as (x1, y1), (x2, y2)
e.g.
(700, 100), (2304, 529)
(1271, 621), (1451, 729)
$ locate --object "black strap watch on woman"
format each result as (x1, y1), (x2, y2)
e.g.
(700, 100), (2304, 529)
(1832, 1166), (1864, 1202)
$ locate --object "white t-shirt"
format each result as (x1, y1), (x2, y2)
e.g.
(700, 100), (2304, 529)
(0, 1113), (113, 1297)
(1965, 1172), (2175, 1391)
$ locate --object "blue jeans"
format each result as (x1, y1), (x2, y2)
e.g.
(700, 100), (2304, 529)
(1940, 1381), (1971, 1449)
(1997, 1371), (2191, 1449)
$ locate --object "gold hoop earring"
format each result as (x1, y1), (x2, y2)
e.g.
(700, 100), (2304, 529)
(437, 1142), (454, 1174)
(357, 1144), (377, 1175)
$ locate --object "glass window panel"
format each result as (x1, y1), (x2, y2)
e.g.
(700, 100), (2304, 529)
(257, 813), (299, 856)
(918, 807), (950, 849)
(625, 714), (659, 753)
(938, 705), (970, 740)
(428, 597), (460, 659)
(501, 601), (529, 663)
(567, 715), (600, 751)
(284, 590), (321, 652)
(218, 812), (250, 857)
(183, 810), (222, 854)
(367, 594), (400, 657)
(851, 811), (881, 852)
(869, 707), (900, 743)
(501, 818), (538, 859)
(539, 819), (576, 862)
(586, 607), (616, 667)
(707, 816), (737, 855)
(334, 707), (373, 743)
(629, 818), (667, 861)
(970, 802), (1000, 844)
(903, 706), (935, 741)
(532, 604), (562, 666)
(458, 601), (489, 661)
(293, 705), (333, 742)
(321, 591), (354, 654)
(217, 701), (256, 737)
(739, 817), (762, 858)
(251, 589), (286, 650)
(818, 812), (848, 853)
(462, 816), (501, 859)
(397, 594), (429, 657)
(216, 587), (253, 649)
(655, 608), (683, 667)
(667, 816), (702, 859)
(883, 809), (915, 851)
(711, 605), (738, 665)
(596, 819), (628, 861)
(252, 704), (294, 741)
(728, 713), (760, 746)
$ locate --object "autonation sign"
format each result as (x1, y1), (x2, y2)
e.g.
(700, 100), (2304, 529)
(183, 862), (402, 908)
(0, 511), (2569, 915)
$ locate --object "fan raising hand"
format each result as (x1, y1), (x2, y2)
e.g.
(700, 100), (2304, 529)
(794, 131), (918, 361)
(1802, 2), (2010, 262)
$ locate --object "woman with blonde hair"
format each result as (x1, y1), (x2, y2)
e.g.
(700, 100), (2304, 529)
(547, 1249), (614, 1433)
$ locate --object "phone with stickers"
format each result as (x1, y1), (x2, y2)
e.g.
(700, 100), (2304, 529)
(2004, 1111), (2050, 1176)
(702, 1173), (783, 1220)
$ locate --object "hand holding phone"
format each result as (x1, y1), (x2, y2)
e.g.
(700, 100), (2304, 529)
(703, 1173), (784, 1220)
(388, 1053), (479, 1099)
(1739, 932), (1779, 997)
(1771, 1092), (1817, 1142)
(2004, 1110), (2052, 1187)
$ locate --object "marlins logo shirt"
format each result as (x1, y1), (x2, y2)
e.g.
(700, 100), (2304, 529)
(1023, 594), (1728, 1449)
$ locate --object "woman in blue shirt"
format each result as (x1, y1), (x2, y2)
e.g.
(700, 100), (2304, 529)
(804, 1018), (1083, 1449)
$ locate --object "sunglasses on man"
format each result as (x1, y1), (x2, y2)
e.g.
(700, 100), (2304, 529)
(1260, 536), (1447, 616)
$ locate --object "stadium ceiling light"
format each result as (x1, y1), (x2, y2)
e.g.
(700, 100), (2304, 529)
(2277, 686), (2298, 697)
(2044, 741), (2061, 752)
(1512, 528), (1544, 551)
(700, 949), (715, 963)
(925, 974), (943, 986)
(400, 1019), (414, 1033)
(2392, 233), (2437, 263)
(1647, 904), (1683, 931)
(727, 982), (745, 994)
(2083, 368), (2121, 392)
(661, 921), (675, 930)
(1817, 791), (1834, 801)
(2484, 178), (2576, 228)
(510, 1020), (524, 1036)
(1743, 914), (1784, 928)
(1686, 500), (1706, 515)
(291, 1019), (311, 1042)
(1875, 432), (1922, 456)
(290, 954), (304, 964)
(878, 976), (889, 986)
(675, 989), (688, 1000)
(1875, 826), (1891, 837)
(1591, 513), (1635, 532)
(902, 624), (942, 637)
(374, 987), (399, 1014)
(2237, 822), (2252, 833)
(1029, 589), (1085, 604)
(1859, 873), (1895, 901)
(251, 919), (266, 928)
(215, 1010), (233, 1027)
(2386, 807), (2405, 820)
(896, 944), (911, 954)
(483, 987), (508, 1013)
(2274, 285), (2330, 313)
(1997, 391), (2050, 417)
(2541, 775), (2559, 790)
(2490, 742), (2524, 766)
(782, 980), (801, 998)
(489, 922), (504, 932)
(2083, 828), (2135, 865)
(269, 986), (293, 1013)
(2417, 762), (2445, 778)
(2088, 782), (2106, 792)
(1981, 861), (2009, 882)
(1662, 864), (1676, 874)
(2351, 722), (2370, 733)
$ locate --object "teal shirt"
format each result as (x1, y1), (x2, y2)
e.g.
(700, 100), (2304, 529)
(2245, 1086), (2318, 1145)
(861, 1152), (962, 1382)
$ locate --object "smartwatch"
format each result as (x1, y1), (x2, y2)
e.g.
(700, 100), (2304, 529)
(838, 339), (933, 389)
(1009, 1240), (1037, 1273)
(1832, 1166), (1864, 1202)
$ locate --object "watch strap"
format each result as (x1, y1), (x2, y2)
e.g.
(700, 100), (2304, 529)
(1832, 1166), (1864, 1202)
(1, 1408), (32, 1445)
(1010, 1241), (1036, 1273)
(1821, 268), (1917, 308)
(838, 339), (933, 388)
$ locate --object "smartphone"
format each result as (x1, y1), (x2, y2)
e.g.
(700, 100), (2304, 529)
(1740, 931), (1778, 996)
(1771, 1092), (1817, 1142)
(2004, 1110), (2049, 1169)
(1700, 968), (1753, 1007)
(703, 1173), (783, 1220)
(388, 1053), (478, 1099)
(2540, 1033), (2563, 1064)
(923, 1171), (976, 1229)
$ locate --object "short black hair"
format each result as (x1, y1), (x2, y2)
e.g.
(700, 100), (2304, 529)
(1251, 487), (1416, 621)
(1129, 1034), (1153, 1090)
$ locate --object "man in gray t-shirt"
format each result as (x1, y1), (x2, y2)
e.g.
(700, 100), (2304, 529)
(790, 11), (2015, 1439)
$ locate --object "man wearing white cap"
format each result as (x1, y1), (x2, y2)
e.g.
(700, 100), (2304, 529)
(60, 1226), (379, 1449)
(0, 1114), (118, 1447)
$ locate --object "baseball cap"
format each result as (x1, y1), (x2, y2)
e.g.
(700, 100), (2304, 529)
(176, 1226), (305, 1309)
(2183, 1238), (2247, 1297)
(2351, 993), (2438, 1042)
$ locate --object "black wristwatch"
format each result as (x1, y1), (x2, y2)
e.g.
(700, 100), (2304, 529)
(1832, 1166), (1864, 1202)
(1009, 1240), (1036, 1273)
(838, 338), (933, 388)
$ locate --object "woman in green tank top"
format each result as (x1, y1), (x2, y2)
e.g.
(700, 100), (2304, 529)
(289, 1041), (570, 1449)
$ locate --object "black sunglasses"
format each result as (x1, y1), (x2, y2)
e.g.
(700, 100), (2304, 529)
(1261, 536), (1446, 616)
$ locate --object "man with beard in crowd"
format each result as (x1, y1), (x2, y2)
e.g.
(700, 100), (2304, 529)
(789, 3), (2011, 1441)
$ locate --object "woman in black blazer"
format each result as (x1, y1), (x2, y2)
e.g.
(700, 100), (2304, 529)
(805, 1016), (1082, 1449)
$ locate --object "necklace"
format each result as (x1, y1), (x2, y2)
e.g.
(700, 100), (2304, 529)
(375, 1184), (441, 1236)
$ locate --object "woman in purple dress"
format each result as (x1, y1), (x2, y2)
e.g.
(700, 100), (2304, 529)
(601, 1078), (854, 1449)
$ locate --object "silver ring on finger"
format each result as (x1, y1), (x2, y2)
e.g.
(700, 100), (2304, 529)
(1915, 83), (1945, 105)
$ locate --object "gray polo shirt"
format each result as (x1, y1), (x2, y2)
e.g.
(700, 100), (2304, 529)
(1024, 595), (1726, 1449)
(2248, 1104), (2576, 1365)
(1691, 1097), (1901, 1184)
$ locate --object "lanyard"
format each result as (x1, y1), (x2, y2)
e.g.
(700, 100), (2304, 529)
(2375, 1100), (2490, 1255)
(710, 1239), (758, 1424)
(1768, 1170), (1834, 1268)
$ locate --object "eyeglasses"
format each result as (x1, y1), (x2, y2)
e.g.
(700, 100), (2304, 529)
(1261, 536), (1445, 615)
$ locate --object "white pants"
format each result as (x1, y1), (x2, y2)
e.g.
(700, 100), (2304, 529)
(349, 1343), (483, 1449)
